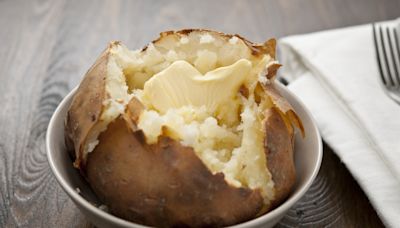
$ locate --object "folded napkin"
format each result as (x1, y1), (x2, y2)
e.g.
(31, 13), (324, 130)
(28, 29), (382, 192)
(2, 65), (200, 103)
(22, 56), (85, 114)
(279, 19), (400, 227)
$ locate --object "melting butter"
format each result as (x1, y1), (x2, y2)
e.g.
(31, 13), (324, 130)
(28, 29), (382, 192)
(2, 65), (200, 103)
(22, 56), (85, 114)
(142, 59), (252, 114)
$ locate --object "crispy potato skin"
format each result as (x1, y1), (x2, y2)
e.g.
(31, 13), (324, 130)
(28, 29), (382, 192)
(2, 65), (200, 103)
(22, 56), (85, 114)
(150, 29), (277, 58)
(65, 42), (119, 169)
(87, 117), (264, 227)
(263, 83), (304, 136)
(263, 107), (296, 207)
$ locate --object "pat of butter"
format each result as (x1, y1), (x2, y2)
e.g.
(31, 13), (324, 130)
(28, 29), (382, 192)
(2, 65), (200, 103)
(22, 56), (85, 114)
(142, 59), (252, 114)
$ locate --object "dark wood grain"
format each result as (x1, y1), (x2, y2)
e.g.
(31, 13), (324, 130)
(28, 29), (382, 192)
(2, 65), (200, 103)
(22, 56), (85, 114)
(0, 0), (398, 227)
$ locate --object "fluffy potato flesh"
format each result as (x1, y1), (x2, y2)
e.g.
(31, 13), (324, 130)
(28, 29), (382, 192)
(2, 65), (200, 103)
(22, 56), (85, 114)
(65, 30), (303, 227)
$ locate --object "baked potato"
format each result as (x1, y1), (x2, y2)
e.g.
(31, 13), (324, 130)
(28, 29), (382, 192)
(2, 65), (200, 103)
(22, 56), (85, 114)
(65, 29), (304, 227)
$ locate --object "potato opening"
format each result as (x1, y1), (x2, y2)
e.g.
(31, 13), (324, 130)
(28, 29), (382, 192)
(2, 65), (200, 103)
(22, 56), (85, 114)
(93, 31), (278, 205)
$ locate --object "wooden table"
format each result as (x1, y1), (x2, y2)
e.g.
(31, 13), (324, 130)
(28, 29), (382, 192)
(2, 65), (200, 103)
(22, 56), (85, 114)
(1, 0), (398, 227)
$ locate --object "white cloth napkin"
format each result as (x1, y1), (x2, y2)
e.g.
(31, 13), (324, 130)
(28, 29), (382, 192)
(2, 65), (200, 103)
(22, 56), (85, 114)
(279, 19), (400, 227)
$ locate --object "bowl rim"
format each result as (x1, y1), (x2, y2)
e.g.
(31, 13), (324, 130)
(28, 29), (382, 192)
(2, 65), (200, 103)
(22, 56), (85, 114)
(46, 83), (323, 228)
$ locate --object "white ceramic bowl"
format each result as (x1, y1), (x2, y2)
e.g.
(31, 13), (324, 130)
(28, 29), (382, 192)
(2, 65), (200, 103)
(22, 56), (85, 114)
(46, 82), (322, 228)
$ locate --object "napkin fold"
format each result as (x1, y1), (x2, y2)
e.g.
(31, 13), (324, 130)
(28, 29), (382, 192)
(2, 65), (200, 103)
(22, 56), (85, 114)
(279, 19), (400, 227)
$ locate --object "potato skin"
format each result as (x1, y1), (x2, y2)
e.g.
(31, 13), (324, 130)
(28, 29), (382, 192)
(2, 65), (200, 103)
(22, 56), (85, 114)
(87, 116), (264, 227)
(263, 107), (296, 207)
(65, 42), (119, 169)
(152, 29), (277, 58)
(263, 83), (304, 136)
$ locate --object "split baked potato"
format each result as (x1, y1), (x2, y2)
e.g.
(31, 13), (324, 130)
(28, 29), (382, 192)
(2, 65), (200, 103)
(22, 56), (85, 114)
(65, 29), (304, 227)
